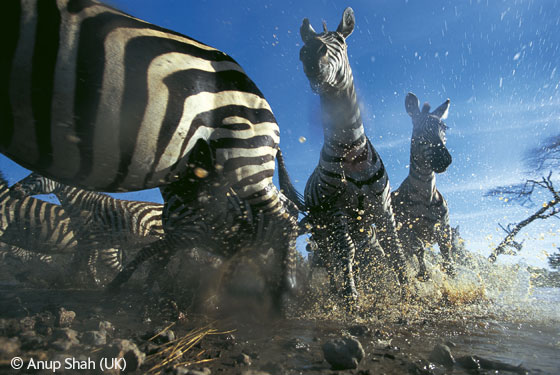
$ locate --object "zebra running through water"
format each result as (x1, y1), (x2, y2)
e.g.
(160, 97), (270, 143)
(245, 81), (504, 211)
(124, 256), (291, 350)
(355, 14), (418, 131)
(296, 8), (408, 303)
(391, 93), (455, 281)
(0, 171), (121, 282)
(10, 172), (164, 284)
(1, 0), (298, 308)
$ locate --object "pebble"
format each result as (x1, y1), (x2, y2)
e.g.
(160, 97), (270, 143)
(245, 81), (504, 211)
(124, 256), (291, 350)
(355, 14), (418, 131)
(20, 331), (45, 350)
(173, 367), (211, 375)
(81, 330), (107, 346)
(428, 343), (455, 367)
(100, 339), (145, 373)
(51, 328), (80, 344)
(0, 336), (20, 357)
(235, 353), (252, 366)
(322, 337), (365, 370)
(56, 307), (76, 328)
(98, 320), (115, 335)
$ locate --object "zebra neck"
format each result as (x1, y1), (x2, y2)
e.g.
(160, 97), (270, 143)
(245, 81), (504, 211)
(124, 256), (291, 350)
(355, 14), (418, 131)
(319, 84), (365, 151)
(407, 158), (436, 202)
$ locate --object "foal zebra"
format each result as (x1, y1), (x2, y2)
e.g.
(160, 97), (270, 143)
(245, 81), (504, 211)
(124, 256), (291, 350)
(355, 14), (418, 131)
(0, 171), (120, 280)
(391, 93), (455, 280)
(10, 172), (164, 283)
(1, 0), (297, 308)
(298, 8), (408, 302)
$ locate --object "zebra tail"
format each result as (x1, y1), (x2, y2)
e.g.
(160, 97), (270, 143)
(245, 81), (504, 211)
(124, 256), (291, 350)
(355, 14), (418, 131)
(276, 148), (305, 211)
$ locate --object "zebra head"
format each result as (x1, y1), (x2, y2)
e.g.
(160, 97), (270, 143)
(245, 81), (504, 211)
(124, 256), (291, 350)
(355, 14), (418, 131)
(405, 92), (452, 173)
(299, 7), (355, 93)
(10, 172), (62, 198)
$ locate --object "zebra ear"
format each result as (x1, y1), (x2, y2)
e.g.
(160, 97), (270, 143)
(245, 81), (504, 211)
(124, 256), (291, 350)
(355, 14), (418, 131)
(405, 92), (420, 118)
(432, 98), (450, 120)
(336, 7), (355, 38)
(300, 18), (317, 43)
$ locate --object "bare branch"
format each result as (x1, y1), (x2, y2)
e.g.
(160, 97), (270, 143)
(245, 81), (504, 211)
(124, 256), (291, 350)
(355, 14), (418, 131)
(525, 134), (560, 172)
(489, 196), (560, 262)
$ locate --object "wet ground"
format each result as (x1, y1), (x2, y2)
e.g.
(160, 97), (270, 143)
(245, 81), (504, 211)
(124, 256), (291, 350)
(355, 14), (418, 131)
(0, 253), (559, 375)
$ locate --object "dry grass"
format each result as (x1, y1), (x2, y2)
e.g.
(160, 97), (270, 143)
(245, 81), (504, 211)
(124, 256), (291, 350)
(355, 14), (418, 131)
(145, 321), (234, 374)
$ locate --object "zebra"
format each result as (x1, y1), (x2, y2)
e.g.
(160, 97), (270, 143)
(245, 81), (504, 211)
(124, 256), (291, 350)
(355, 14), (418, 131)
(0, 242), (53, 264)
(0, 171), (121, 282)
(297, 8), (408, 303)
(391, 93), (455, 281)
(10, 171), (164, 283)
(1, 0), (298, 308)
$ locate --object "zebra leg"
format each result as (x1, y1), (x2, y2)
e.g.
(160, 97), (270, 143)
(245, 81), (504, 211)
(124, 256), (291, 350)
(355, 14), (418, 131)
(436, 223), (455, 277)
(332, 216), (358, 303)
(415, 243), (429, 281)
(99, 248), (123, 272)
(253, 208), (298, 313)
(106, 237), (177, 292)
(371, 194), (409, 286)
(87, 249), (101, 286)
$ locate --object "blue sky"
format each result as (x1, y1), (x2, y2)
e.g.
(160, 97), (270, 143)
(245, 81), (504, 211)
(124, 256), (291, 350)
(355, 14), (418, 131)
(2, 0), (559, 268)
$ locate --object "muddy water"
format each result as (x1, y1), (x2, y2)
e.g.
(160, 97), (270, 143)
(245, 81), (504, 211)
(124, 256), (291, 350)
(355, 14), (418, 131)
(0, 254), (559, 374)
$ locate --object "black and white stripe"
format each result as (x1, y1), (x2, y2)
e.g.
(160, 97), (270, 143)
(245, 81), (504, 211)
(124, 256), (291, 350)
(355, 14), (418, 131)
(1, 0), (297, 307)
(10, 172), (164, 281)
(0, 171), (120, 281)
(12, 172), (164, 243)
(391, 93), (454, 280)
(298, 8), (407, 302)
(0, 242), (53, 264)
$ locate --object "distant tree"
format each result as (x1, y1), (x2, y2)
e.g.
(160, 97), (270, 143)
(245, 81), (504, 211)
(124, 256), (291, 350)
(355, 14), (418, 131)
(485, 134), (560, 262)
(549, 248), (560, 272)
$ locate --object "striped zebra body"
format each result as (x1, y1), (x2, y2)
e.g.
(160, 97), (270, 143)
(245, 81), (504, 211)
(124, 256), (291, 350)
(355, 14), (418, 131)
(12, 172), (164, 244)
(298, 8), (407, 303)
(0, 172), (120, 281)
(2, 0), (297, 307)
(11, 172), (164, 282)
(391, 93), (454, 280)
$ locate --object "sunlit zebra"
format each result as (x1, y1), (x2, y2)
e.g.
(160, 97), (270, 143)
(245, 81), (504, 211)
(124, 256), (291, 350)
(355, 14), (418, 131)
(1, 0), (297, 307)
(391, 93), (455, 280)
(0, 171), (121, 282)
(297, 8), (408, 302)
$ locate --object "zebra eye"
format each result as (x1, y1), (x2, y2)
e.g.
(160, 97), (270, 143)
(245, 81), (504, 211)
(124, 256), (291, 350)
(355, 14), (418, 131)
(318, 44), (328, 57)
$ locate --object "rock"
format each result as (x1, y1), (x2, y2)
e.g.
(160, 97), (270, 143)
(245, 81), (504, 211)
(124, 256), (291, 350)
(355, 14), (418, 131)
(20, 331), (46, 350)
(100, 339), (145, 374)
(81, 330), (107, 346)
(347, 324), (371, 337)
(0, 319), (24, 336)
(98, 320), (115, 335)
(0, 337), (20, 357)
(456, 355), (481, 370)
(51, 328), (80, 344)
(428, 344), (455, 367)
(173, 367), (211, 375)
(285, 338), (309, 351)
(150, 327), (175, 344)
(235, 353), (252, 366)
(19, 316), (37, 332)
(55, 308), (76, 328)
(51, 339), (74, 351)
(322, 337), (365, 370)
